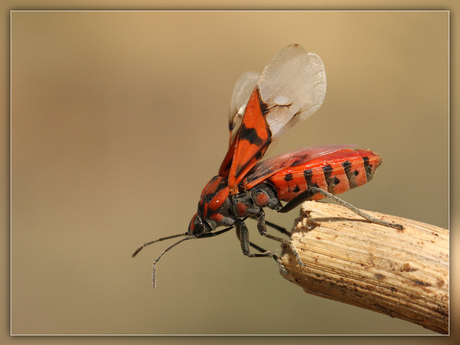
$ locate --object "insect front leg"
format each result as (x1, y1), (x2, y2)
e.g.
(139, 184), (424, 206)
(235, 219), (289, 274)
(234, 225), (271, 254)
(255, 210), (305, 267)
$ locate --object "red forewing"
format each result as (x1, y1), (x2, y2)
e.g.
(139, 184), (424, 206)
(220, 44), (327, 193)
(242, 145), (355, 190)
(224, 88), (272, 192)
(266, 149), (382, 202)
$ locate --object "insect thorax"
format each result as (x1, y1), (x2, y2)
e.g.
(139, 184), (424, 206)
(230, 182), (281, 218)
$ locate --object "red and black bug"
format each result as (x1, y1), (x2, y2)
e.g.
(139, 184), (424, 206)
(133, 44), (403, 288)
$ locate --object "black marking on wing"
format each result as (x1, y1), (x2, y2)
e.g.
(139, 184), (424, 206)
(238, 123), (264, 146)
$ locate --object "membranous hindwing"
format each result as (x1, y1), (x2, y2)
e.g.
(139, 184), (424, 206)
(228, 71), (260, 146)
(258, 44), (326, 139)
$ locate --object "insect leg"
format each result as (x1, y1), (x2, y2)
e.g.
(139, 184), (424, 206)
(236, 220), (289, 274)
(247, 219), (292, 254)
(237, 219), (292, 254)
(264, 219), (292, 237)
(197, 225), (236, 239)
(234, 226), (271, 254)
(247, 241), (268, 253)
(256, 211), (305, 267)
(277, 188), (316, 214)
(307, 187), (404, 230)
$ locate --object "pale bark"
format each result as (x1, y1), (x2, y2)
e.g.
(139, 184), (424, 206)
(280, 201), (449, 334)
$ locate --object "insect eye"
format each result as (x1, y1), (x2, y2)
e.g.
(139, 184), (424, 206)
(189, 213), (209, 236)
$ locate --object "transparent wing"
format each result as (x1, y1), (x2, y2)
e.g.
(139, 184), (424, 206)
(242, 145), (355, 189)
(228, 71), (260, 146)
(258, 44), (326, 139)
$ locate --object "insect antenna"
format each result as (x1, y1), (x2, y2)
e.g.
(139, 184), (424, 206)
(151, 235), (195, 288)
(132, 232), (189, 258)
(133, 224), (238, 288)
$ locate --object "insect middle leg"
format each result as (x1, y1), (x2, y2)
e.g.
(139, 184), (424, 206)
(255, 210), (305, 267)
(264, 219), (292, 237)
(243, 218), (292, 254)
(235, 220), (289, 274)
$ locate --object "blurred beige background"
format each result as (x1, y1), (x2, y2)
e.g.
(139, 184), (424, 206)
(10, 10), (448, 336)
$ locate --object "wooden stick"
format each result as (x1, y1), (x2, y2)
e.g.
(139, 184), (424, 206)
(280, 201), (449, 334)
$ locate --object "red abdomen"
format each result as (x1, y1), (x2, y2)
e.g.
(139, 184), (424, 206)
(267, 149), (382, 202)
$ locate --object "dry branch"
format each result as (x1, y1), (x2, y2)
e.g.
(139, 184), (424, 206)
(280, 201), (449, 334)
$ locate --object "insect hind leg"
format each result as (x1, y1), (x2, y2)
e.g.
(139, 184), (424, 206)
(298, 187), (404, 230)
